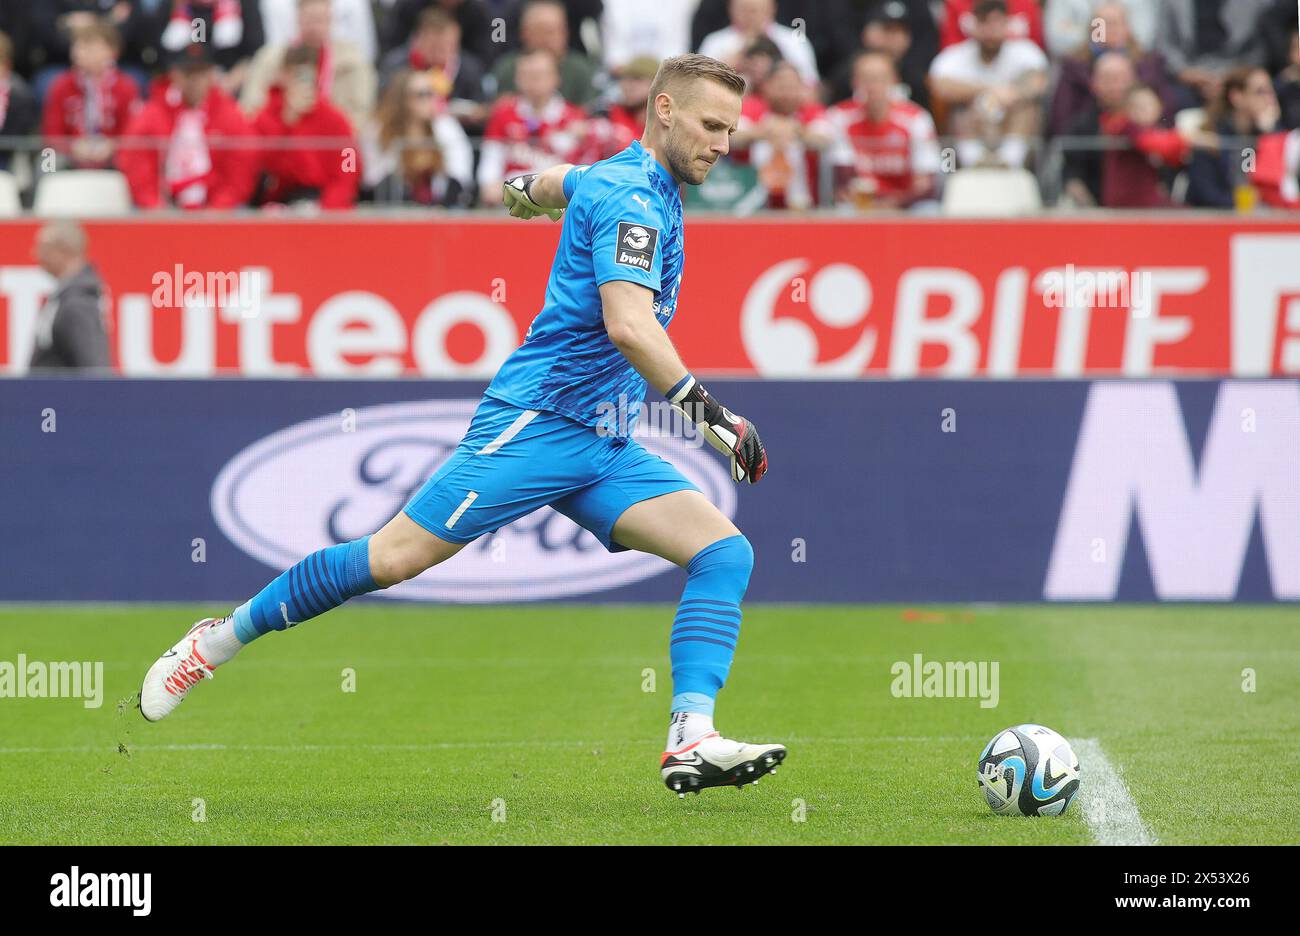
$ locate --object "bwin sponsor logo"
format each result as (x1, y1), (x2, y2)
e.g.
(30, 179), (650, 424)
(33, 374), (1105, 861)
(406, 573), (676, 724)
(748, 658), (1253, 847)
(618, 249), (651, 270)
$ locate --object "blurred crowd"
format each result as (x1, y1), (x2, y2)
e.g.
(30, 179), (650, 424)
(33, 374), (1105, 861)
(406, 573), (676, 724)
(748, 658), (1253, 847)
(1, 0), (1297, 211)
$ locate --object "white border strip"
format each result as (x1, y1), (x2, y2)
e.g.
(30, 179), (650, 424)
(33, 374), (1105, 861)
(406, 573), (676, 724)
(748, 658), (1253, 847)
(1072, 737), (1156, 845)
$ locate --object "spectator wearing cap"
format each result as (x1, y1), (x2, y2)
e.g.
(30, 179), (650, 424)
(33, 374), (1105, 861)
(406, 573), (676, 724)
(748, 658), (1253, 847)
(262, 0), (377, 66)
(117, 42), (259, 209)
(41, 19), (141, 170)
(30, 220), (110, 372)
(698, 0), (819, 86)
(0, 31), (38, 173)
(489, 1), (599, 107)
(241, 0), (376, 132)
(940, 0), (1044, 50)
(579, 55), (657, 162)
(928, 0), (1048, 168)
(827, 1), (935, 110)
(732, 60), (835, 209)
(1153, 0), (1271, 108)
(1043, 0), (1158, 59)
(379, 6), (489, 131)
(600, 0), (694, 75)
(1048, 1), (1174, 138)
(361, 66), (474, 206)
(477, 48), (588, 203)
(251, 44), (360, 209)
(828, 50), (940, 210)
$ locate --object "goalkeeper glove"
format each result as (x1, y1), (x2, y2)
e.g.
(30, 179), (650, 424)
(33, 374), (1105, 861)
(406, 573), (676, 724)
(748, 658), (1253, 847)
(668, 375), (769, 484)
(502, 173), (563, 221)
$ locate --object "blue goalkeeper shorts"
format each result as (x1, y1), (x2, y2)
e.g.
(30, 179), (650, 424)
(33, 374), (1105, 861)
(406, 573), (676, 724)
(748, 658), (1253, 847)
(403, 396), (699, 552)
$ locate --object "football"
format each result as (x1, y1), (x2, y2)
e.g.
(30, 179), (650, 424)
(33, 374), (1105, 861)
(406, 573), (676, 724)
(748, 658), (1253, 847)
(978, 724), (1081, 816)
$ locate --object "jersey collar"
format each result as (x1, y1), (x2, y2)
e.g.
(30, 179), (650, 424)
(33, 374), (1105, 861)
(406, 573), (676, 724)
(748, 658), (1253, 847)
(630, 139), (679, 192)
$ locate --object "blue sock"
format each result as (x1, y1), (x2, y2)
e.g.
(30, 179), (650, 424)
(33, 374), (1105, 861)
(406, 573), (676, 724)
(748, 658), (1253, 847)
(669, 534), (754, 716)
(231, 536), (379, 643)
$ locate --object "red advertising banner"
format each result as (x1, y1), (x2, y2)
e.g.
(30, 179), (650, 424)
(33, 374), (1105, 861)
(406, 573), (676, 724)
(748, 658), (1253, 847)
(2, 216), (1298, 377)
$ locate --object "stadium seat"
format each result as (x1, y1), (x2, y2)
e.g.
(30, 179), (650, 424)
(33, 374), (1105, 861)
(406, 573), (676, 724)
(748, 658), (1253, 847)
(33, 170), (132, 217)
(941, 167), (1043, 217)
(0, 171), (21, 217)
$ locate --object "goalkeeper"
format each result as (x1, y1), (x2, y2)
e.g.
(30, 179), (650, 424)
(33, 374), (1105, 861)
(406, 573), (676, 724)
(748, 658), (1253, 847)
(140, 54), (784, 797)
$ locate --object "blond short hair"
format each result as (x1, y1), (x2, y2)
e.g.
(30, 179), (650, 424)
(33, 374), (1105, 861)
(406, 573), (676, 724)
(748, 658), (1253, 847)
(648, 53), (746, 106)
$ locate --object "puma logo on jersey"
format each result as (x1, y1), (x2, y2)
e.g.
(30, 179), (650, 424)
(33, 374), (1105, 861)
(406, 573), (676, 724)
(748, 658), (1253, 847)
(631, 193), (650, 211)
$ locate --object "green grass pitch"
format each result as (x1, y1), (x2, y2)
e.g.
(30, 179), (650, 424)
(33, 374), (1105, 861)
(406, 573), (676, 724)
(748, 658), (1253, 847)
(1, 604), (1296, 845)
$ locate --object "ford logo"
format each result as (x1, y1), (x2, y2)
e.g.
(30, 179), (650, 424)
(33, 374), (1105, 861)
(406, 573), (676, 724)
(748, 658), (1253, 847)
(211, 400), (737, 601)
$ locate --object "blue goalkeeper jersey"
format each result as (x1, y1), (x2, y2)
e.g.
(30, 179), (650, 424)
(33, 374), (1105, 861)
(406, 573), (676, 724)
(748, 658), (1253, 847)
(484, 140), (684, 437)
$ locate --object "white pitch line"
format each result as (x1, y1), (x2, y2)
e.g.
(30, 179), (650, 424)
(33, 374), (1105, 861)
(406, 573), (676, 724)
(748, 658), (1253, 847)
(1072, 738), (1155, 846)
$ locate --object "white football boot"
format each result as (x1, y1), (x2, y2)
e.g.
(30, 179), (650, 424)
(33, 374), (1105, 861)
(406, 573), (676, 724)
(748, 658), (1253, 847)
(661, 732), (787, 796)
(139, 617), (222, 721)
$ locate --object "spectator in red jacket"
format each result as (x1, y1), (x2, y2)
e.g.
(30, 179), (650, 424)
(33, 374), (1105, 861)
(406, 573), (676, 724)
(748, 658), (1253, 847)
(252, 45), (360, 209)
(117, 42), (259, 209)
(829, 51), (941, 210)
(940, 0), (1044, 50)
(1099, 85), (1190, 207)
(475, 49), (588, 202)
(41, 19), (140, 169)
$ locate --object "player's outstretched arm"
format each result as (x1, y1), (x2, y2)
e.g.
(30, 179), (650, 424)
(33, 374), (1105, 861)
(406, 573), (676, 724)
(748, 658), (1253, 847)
(502, 164), (573, 221)
(600, 280), (768, 484)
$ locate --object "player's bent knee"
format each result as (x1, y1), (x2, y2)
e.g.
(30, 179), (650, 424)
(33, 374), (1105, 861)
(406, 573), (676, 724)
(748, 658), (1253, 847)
(687, 534), (754, 594)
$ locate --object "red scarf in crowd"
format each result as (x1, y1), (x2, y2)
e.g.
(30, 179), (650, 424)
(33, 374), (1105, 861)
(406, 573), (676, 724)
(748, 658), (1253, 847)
(166, 0), (244, 48)
(76, 68), (120, 135)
